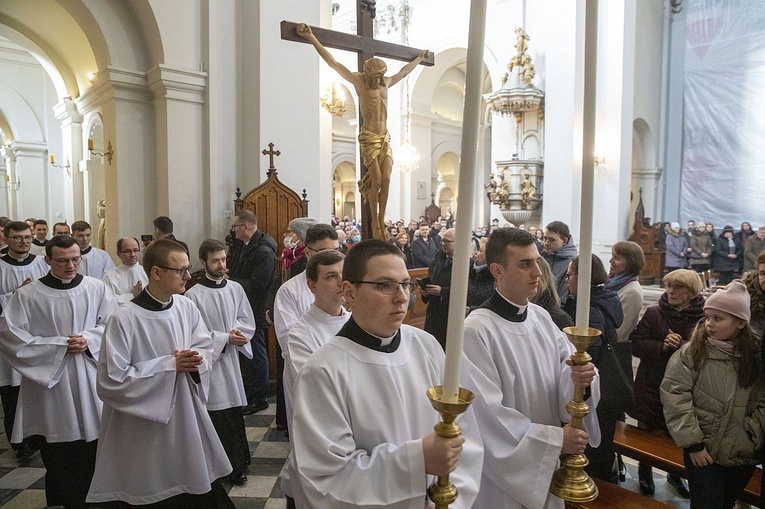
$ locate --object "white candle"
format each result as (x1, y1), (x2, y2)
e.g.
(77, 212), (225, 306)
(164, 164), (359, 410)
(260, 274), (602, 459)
(442, 0), (487, 404)
(575, 0), (599, 334)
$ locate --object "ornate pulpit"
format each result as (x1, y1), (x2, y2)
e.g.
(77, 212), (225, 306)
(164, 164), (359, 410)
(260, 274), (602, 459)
(628, 189), (665, 285)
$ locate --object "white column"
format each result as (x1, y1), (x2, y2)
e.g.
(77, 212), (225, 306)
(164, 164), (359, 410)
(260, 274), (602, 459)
(53, 98), (84, 223)
(8, 140), (48, 221)
(0, 147), (11, 217)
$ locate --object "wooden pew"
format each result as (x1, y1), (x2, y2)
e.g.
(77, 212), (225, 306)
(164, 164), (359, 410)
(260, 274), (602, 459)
(564, 477), (673, 509)
(613, 421), (762, 506)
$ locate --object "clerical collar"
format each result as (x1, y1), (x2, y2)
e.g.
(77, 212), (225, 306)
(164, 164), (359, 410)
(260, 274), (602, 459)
(199, 274), (228, 288)
(479, 290), (528, 322)
(2, 252), (35, 266)
(32, 238), (47, 246)
(81, 246), (92, 255)
(132, 288), (174, 311)
(337, 316), (401, 353)
(40, 272), (84, 290)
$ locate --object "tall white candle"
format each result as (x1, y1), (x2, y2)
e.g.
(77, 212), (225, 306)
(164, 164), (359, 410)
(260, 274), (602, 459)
(442, 0), (487, 404)
(575, 0), (599, 334)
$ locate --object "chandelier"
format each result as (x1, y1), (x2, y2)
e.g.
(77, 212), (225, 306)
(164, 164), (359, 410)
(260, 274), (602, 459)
(320, 83), (346, 117)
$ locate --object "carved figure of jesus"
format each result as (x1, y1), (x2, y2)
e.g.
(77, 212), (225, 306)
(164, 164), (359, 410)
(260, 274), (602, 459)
(298, 23), (429, 239)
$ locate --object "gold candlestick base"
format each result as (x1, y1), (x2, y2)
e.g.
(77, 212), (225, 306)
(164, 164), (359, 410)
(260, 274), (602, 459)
(426, 385), (475, 509)
(549, 326), (601, 503)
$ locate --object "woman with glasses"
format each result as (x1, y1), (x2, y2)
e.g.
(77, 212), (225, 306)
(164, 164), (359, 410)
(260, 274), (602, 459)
(630, 269), (704, 498)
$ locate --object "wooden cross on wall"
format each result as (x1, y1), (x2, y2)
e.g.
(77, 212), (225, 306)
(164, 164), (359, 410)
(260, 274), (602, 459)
(281, 0), (434, 239)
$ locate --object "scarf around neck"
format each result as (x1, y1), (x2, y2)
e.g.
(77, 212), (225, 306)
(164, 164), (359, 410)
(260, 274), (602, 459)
(604, 273), (638, 293)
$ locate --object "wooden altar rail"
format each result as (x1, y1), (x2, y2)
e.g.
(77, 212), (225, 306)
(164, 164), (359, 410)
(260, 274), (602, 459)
(613, 421), (762, 506)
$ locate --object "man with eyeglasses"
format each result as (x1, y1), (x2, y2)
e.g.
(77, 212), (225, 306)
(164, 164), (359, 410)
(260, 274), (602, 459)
(281, 249), (349, 508)
(102, 237), (149, 304)
(228, 210), (277, 416)
(72, 220), (115, 279)
(52, 221), (71, 237)
(87, 239), (233, 506)
(185, 239), (255, 487)
(0, 235), (117, 508)
(422, 228), (466, 349)
(0, 221), (49, 458)
(290, 239), (483, 508)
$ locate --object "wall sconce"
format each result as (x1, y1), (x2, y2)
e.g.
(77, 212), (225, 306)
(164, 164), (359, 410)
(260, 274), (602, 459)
(88, 138), (114, 164)
(49, 154), (71, 177)
(320, 83), (346, 117)
(594, 155), (606, 167)
(3, 174), (20, 190)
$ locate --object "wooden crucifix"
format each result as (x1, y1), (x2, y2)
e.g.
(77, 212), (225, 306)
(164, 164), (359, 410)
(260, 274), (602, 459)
(262, 142), (281, 176)
(281, 0), (434, 240)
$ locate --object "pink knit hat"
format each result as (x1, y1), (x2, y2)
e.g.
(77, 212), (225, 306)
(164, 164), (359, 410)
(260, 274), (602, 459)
(704, 280), (751, 322)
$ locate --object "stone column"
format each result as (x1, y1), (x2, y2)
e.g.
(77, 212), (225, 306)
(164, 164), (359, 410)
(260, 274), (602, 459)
(8, 140), (48, 221)
(53, 97), (84, 223)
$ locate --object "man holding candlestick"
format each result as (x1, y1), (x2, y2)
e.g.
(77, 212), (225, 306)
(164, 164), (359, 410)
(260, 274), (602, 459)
(462, 228), (600, 509)
(290, 239), (483, 509)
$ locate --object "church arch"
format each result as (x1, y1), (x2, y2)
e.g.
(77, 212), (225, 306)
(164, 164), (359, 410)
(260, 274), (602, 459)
(632, 117), (655, 170)
(0, 82), (44, 142)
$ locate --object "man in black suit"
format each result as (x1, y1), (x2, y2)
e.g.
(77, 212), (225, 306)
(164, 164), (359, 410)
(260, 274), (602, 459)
(228, 209), (277, 414)
(153, 216), (190, 258)
(411, 221), (440, 268)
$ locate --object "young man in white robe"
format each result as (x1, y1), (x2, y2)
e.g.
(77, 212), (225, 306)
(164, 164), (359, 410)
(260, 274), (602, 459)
(281, 249), (350, 507)
(72, 220), (115, 279)
(461, 227), (601, 509)
(87, 239), (234, 507)
(0, 221), (51, 457)
(102, 236), (149, 304)
(0, 234), (117, 508)
(29, 219), (49, 256)
(186, 238), (255, 486)
(291, 240), (483, 509)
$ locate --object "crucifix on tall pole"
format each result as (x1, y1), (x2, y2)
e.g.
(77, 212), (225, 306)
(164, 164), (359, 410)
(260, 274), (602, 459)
(281, 0), (434, 240)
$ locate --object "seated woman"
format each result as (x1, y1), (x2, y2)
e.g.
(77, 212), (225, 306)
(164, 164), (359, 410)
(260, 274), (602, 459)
(607, 240), (645, 341)
(629, 269), (704, 498)
(564, 255), (624, 484)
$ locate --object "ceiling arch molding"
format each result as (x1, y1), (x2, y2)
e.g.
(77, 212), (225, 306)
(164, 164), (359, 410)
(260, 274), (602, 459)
(0, 81), (45, 142)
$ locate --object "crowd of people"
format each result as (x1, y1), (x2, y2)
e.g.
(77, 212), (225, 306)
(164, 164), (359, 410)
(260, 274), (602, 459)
(0, 210), (764, 508)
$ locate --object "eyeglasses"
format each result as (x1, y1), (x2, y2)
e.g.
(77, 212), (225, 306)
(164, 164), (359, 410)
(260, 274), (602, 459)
(52, 256), (81, 265)
(565, 272), (577, 280)
(156, 265), (191, 276)
(120, 249), (141, 254)
(350, 280), (417, 295)
(9, 235), (32, 242)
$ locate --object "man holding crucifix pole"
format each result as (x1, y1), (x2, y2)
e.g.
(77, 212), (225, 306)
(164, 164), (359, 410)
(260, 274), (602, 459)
(297, 23), (428, 240)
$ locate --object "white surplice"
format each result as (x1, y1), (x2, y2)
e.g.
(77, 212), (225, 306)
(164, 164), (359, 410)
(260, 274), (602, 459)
(281, 303), (350, 497)
(78, 246), (115, 279)
(462, 303), (601, 509)
(0, 254), (49, 387)
(87, 294), (231, 504)
(273, 271), (314, 349)
(0, 275), (117, 443)
(102, 263), (149, 304)
(185, 278), (255, 410)
(291, 325), (483, 509)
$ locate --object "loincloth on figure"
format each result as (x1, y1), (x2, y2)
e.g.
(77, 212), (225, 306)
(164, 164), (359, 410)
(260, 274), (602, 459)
(357, 129), (393, 202)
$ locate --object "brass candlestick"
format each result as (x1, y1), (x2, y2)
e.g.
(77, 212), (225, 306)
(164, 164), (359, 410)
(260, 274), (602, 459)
(549, 326), (601, 503)
(426, 385), (475, 509)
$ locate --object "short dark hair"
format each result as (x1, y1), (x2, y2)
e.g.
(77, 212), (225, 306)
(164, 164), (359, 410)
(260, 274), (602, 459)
(45, 235), (79, 257)
(545, 221), (570, 242)
(569, 255), (609, 286)
(53, 222), (70, 235)
(199, 239), (227, 261)
(4, 221), (30, 239)
(235, 210), (257, 225)
(485, 227), (536, 267)
(306, 249), (344, 282)
(71, 220), (91, 233)
(116, 237), (140, 252)
(33, 219), (48, 228)
(305, 224), (338, 246)
(143, 239), (187, 275)
(418, 222), (429, 228)
(153, 216), (174, 234)
(0, 217), (10, 228)
(611, 240), (645, 277)
(343, 239), (404, 283)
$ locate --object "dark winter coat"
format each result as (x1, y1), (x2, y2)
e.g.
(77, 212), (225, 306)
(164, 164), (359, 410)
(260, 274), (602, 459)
(629, 292), (705, 429)
(411, 236), (440, 268)
(564, 286), (623, 361)
(228, 230), (278, 328)
(467, 265), (494, 310)
(422, 251), (471, 349)
(542, 239), (578, 303)
(714, 235), (743, 272)
(689, 230), (713, 268)
(533, 287), (574, 331)
(664, 231), (689, 269)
